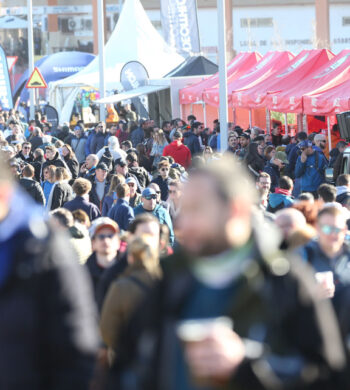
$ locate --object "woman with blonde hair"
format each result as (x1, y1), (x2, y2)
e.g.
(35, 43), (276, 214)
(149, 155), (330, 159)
(47, 167), (73, 210)
(61, 143), (79, 179)
(151, 129), (168, 170)
(102, 174), (126, 216)
(100, 234), (161, 358)
(41, 164), (56, 205)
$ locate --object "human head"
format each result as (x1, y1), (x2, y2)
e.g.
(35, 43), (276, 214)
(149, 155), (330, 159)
(50, 208), (74, 230)
(158, 160), (170, 179)
(55, 167), (70, 182)
(125, 176), (137, 197)
(95, 163), (108, 182)
(173, 130), (182, 141)
(275, 208), (306, 239)
(72, 178), (92, 197)
(115, 158), (128, 176)
(296, 131), (308, 142)
(95, 122), (106, 133)
(45, 145), (56, 160)
(298, 192), (315, 203)
(336, 174), (350, 188)
(142, 187), (157, 211)
(126, 151), (138, 167)
(43, 165), (56, 182)
(72, 209), (90, 228)
(22, 164), (35, 178)
(21, 142), (31, 155)
(116, 183), (130, 200)
(278, 176), (293, 192)
(228, 132), (239, 148)
(256, 172), (271, 196)
(61, 144), (75, 159)
(168, 180), (182, 203)
(86, 154), (98, 169)
(148, 183), (162, 203)
(314, 134), (327, 150)
(317, 184), (337, 204)
(192, 121), (204, 135)
(90, 217), (120, 257)
(74, 125), (83, 138)
(128, 213), (160, 250)
(299, 140), (314, 155)
(264, 145), (276, 160)
(239, 133), (250, 147)
(336, 140), (347, 153)
(316, 206), (347, 256)
(121, 140), (132, 152)
(108, 174), (126, 196)
(126, 235), (160, 272)
(176, 155), (257, 256)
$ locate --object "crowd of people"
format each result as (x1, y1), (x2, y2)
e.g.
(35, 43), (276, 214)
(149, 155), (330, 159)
(1, 106), (350, 389)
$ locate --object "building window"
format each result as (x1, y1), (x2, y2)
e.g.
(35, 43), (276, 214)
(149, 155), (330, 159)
(240, 18), (273, 28)
(343, 17), (350, 26)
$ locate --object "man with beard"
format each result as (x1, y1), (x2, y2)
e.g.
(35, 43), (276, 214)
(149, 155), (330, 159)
(314, 134), (328, 160)
(109, 155), (347, 390)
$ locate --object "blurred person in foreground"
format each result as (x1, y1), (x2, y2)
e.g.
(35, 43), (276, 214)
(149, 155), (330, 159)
(108, 155), (347, 390)
(0, 154), (98, 389)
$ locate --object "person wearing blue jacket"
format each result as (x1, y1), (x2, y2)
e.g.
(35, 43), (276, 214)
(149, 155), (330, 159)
(108, 183), (134, 231)
(134, 187), (174, 246)
(295, 140), (328, 196)
(267, 176), (294, 213)
(183, 121), (202, 156)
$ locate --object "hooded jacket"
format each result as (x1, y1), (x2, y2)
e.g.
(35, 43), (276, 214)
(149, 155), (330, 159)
(19, 177), (45, 205)
(267, 191), (294, 213)
(41, 151), (69, 181)
(162, 141), (191, 168)
(183, 131), (201, 156)
(295, 151), (327, 192)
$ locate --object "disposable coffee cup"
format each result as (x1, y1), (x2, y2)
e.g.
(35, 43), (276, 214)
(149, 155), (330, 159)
(176, 317), (233, 387)
(315, 271), (333, 289)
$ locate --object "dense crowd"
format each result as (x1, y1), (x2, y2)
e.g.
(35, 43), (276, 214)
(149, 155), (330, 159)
(2, 107), (350, 389)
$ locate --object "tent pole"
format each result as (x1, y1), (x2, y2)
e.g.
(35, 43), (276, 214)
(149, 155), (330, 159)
(266, 109), (271, 134)
(217, 0), (229, 153)
(233, 107), (236, 126)
(297, 113), (302, 134)
(98, 0), (106, 122)
(180, 104), (183, 121)
(327, 116), (332, 153)
(303, 114), (308, 134)
(190, 103), (193, 115)
(203, 102), (207, 128)
(249, 109), (252, 128)
(27, 0), (35, 120)
(284, 113), (288, 135)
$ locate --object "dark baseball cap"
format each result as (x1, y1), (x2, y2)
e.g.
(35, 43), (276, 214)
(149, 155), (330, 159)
(299, 140), (313, 149)
(96, 162), (108, 171)
(240, 133), (250, 140)
(115, 158), (127, 167)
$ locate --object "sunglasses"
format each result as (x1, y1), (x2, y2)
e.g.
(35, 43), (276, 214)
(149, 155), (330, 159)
(144, 194), (157, 200)
(320, 225), (344, 235)
(160, 168), (169, 172)
(23, 146), (31, 149)
(95, 233), (115, 240)
(168, 190), (177, 194)
(320, 140), (326, 143)
(128, 182), (135, 187)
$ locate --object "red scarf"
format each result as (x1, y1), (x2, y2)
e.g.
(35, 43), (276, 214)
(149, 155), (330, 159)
(274, 187), (291, 196)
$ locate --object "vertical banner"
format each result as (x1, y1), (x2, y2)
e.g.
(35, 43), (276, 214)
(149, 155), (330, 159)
(0, 45), (13, 110)
(44, 105), (59, 132)
(120, 61), (149, 119)
(160, 0), (200, 57)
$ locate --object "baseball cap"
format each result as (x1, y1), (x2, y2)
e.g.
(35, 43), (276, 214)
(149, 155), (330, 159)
(240, 133), (250, 140)
(275, 151), (289, 164)
(125, 177), (137, 185)
(299, 140), (313, 149)
(96, 162), (109, 171)
(173, 130), (182, 139)
(142, 187), (157, 198)
(74, 125), (82, 131)
(115, 158), (127, 167)
(89, 217), (119, 238)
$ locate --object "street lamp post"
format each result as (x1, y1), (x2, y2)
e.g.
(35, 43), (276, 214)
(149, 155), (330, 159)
(98, 0), (106, 122)
(218, 0), (228, 153)
(27, 0), (35, 120)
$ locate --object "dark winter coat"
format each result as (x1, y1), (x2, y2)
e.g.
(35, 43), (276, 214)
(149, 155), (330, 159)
(50, 181), (74, 210)
(183, 131), (201, 156)
(64, 156), (79, 179)
(108, 198), (135, 231)
(151, 175), (172, 201)
(19, 178), (45, 205)
(263, 161), (281, 193)
(90, 132), (108, 155)
(41, 151), (69, 181)
(63, 196), (101, 221)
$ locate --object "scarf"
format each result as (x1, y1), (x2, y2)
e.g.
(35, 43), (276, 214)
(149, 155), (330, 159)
(274, 188), (292, 196)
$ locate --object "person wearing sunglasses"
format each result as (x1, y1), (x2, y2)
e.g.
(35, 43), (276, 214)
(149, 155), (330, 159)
(134, 187), (174, 246)
(151, 160), (172, 201)
(300, 206), (350, 298)
(314, 134), (328, 158)
(16, 141), (33, 164)
(86, 217), (121, 299)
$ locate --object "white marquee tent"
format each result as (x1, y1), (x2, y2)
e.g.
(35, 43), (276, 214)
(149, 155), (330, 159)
(49, 0), (184, 124)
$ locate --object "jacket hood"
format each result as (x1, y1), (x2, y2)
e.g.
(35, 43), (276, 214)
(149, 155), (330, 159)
(269, 193), (291, 208)
(170, 140), (185, 150)
(183, 131), (195, 138)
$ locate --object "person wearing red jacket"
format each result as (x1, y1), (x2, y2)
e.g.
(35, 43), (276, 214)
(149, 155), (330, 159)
(162, 130), (191, 169)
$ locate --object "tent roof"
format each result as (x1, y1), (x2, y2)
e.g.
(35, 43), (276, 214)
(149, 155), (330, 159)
(266, 49), (350, 113)
(49, 0), (183, 92)
(14, 51), (95, 101)
(303, 78), (350, 116)
(95, 84), (169, 104)
(203, 51), (294, 107)
(179, 51), (262, 105)
(0, 15), (27, 29)
(165, 55), (218, 77)
(231, 49), (334, 109)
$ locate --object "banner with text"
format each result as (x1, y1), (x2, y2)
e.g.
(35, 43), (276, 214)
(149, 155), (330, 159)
(0, 44), (13, 110)
(161, 0), (200, 57)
